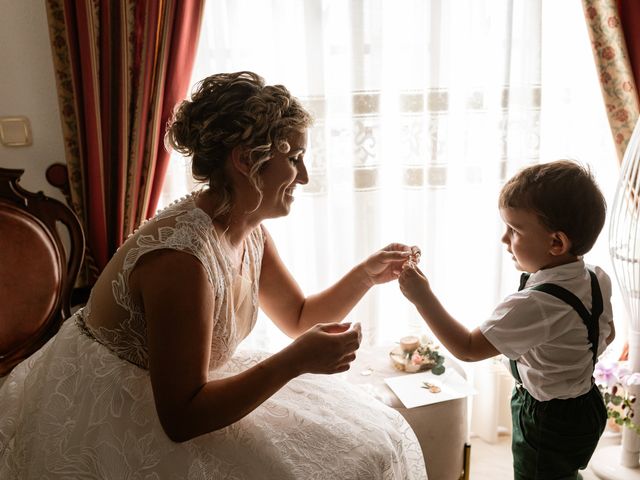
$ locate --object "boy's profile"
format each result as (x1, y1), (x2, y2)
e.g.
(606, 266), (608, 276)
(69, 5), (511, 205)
(399, 160), (615, 479)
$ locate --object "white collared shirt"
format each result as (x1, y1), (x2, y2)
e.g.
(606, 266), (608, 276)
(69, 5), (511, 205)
(480, 259), (614, 401)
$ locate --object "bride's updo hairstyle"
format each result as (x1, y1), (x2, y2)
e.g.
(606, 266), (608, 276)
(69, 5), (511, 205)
(165, 71), (313, 219)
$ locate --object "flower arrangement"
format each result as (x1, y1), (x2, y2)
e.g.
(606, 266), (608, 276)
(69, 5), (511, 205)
(594, 359), (640, 434)
(389, 335), (446, 375)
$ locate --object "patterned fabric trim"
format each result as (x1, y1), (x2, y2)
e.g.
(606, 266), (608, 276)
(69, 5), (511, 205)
(582, 0), (640, 162)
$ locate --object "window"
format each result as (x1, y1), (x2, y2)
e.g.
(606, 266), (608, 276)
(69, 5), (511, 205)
(159, 0), (620, 353)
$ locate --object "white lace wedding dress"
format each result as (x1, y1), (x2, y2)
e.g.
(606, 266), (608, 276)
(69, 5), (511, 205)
(0, 194), (427, 479)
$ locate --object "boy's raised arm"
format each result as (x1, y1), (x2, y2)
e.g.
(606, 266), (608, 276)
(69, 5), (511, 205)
(398, 262), (499, 362)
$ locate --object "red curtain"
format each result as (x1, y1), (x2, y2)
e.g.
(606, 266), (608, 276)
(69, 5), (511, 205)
(618, 0), (640, 89)
(46, 0), (204, 283)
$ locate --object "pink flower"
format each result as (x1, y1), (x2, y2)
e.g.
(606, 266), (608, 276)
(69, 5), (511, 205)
(623, 81), (633, 92)
(607, 16), (619, 28)
(615, 109), (629, 122)
(600, 72), (612, 84)
(595, 360), (638, 391)
(411, 351), (423, 365)
(587, 6), (597, 20)
(602, 46), (616, 61)
(616, 362), (631, 379)
(594, 359), (621, 388)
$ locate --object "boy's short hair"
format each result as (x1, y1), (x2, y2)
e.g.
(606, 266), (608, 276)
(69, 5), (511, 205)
(498, 160), (606, 256)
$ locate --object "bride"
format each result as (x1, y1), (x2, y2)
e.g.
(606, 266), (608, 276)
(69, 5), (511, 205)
(0, 71), (426, 479)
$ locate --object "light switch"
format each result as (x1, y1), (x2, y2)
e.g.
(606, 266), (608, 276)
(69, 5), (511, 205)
(0, 116), (32, 147)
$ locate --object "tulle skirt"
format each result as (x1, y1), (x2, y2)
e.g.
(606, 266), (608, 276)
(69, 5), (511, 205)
(0, 318), (426, 479)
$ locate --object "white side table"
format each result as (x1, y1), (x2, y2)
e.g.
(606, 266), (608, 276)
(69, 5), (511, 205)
(346, 344), (470, 480)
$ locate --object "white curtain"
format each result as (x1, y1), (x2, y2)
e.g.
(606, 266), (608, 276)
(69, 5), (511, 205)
(159, 0), (620, 358)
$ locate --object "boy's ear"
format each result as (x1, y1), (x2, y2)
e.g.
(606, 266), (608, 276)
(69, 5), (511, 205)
(230, 146), (251, 176)
(549, 231), (572, 256)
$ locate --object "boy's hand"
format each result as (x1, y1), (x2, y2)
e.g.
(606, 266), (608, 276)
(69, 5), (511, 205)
(361, 243), (420, 285)
(398, 261), (431, 305)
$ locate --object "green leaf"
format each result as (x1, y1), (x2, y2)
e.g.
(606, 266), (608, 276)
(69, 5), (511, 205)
(432, 365), (445, 375)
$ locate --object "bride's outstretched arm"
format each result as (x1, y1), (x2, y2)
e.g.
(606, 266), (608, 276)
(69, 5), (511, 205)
(259, 227), (416, 337)
(132, 249), (360, 442)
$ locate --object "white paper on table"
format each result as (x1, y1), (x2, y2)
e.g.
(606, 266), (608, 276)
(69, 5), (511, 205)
(384, 369), (477, 409)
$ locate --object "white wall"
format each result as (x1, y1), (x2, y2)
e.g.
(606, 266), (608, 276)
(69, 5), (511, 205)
(0, 0), (67, 203)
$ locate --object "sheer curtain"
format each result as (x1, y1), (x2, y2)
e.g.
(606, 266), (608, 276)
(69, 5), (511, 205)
(159, 0), (620, 357)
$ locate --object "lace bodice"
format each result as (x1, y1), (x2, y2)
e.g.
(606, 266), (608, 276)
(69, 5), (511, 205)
(77, 194), (265, 370)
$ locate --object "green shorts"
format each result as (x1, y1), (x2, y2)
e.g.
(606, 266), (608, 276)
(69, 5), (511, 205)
(511, 384), (607, 480)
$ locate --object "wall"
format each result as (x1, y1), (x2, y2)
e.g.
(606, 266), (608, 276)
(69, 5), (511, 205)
(0, 0), (66, 203)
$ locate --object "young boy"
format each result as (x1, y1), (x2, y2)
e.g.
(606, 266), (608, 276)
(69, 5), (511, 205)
(399, 160), (615, 479)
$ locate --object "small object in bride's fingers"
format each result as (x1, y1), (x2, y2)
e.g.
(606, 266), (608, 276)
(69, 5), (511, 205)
(360, 367), (373, 376)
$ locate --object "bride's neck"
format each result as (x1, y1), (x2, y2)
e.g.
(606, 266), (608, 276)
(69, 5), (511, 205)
(198, 189), (258, 247)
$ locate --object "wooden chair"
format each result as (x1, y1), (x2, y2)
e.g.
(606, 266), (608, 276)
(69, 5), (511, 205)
(0, 167), (84, 376)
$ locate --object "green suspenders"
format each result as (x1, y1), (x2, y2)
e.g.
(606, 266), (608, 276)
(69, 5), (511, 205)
(509, 270), (603, 385)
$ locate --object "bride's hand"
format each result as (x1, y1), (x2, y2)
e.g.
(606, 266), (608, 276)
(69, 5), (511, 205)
(288, 323), (362, 375)
(362, 243), (421, 286)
